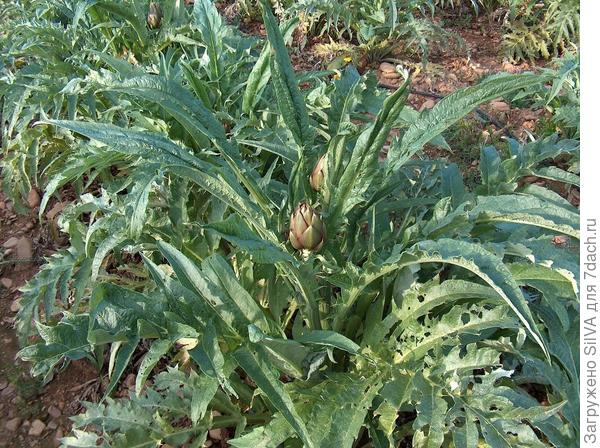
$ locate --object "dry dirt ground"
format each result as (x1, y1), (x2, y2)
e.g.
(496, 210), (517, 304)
(0, 10), (571, 448)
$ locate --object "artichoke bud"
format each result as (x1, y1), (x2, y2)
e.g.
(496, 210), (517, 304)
(310, 154), (327, 191)
(289, 202), (326, 252)
(147, 2), (163, 29)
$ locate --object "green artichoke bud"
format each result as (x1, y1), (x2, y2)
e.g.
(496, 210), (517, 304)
(310, 154), (327, 191)
(147, 2), (163, 29)
(289, 202), (326, 252)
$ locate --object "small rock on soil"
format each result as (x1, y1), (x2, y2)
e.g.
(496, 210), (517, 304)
(27, 419), (46, 437)
(5, 417), (21, 432)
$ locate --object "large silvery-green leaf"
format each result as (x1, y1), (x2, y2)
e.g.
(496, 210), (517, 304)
(395, 305), (518, 364)
(411, 240), (549, 359)
(69, 369), (210, 446)
(412, 374), (447, 447)
(325, 66), (363, 195)
(44, 120), (262, 222)
(394, 279), (503, 332)
(91, 76), (274, 214)
(135, 339), (172, 396)
(509, 262), (578, 328)
(204, 214), (295, 264)
(17, 312), (91, 382)
(295, 372), (383, 448)
(296, 330), (360, 354)
(533, 166), (580, 186)
(470, 194), (580, 238)
(328, 79), (409, 227)
(242, 18), (298, 114)
(389, 73), (549, 170)
(201, 254), (272, 333)
(121, 78), (273, 210)
(126, 169), (157, 239)
(333, 239), (549, 358)
(230, 414), (293, 448)
(16, 247), (88, 344)
(97, 75), (230, 152)
(157, 242), (270, 336)
(88, 283), (165, 344)
(231, 372), (383, 448)
(93, 1), (148, 45)
(193, 0), (224, 80)
(260, 0), (312, 148)
(233, 346), (314, 448)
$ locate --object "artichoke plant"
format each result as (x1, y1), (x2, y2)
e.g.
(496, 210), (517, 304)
(310, 154), (327, 191)
(147, 2), (163, 29)
(288, 202), (326, 251)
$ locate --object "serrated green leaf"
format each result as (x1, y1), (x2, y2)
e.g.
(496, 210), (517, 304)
(260, 0), (312, 147)
(135, 339), (172, 396)
(233, 346), (314, 448)
(390, 74), (549, 170)
(204, 214), (295, 264)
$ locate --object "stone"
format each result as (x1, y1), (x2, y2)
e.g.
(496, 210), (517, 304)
(502, 61), (516, 72)
(47, 420), (58, 430)
(2, 237), (19, 249)
(0, 278), (12, 288)
(28, 419), (46, 437)
(490, 100), (510, 113)
(379, 62), (396, 73)
(1, 384), (15, 397)
(10, 299), (21, 313)
(27, 189), (40, 209)
(204, 441), (213, 447)
(15, 237), (33, 260)
(419, 99), (436, 111)
(47, 405), (61, 419)
(380, 71), (400, 80)
(125, 373), (136, 389)
(0, 379), (7, 390)
(5, 417), (21, 432)
(208, 428), (224, 440)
